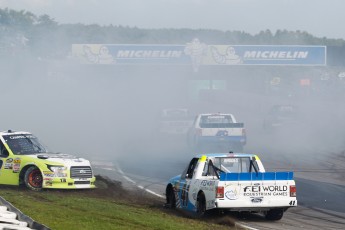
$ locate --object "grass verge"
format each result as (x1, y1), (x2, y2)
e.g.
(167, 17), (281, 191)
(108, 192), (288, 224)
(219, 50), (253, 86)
(0, 176), (238, 230)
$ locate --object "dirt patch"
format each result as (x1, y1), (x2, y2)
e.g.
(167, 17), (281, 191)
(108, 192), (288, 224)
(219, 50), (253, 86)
(77, 175), (163, 206)
(88, 175), (238, 227)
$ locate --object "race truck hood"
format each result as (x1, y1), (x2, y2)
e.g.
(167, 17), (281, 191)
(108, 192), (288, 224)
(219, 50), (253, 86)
(28, 153), (90, 166)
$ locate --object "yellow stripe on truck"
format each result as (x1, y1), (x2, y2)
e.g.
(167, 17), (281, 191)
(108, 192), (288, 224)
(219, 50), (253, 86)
(200, 155), (207, 162)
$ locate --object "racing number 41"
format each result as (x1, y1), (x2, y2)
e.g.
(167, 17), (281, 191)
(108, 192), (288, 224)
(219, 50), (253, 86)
(289, 200), (296, 206)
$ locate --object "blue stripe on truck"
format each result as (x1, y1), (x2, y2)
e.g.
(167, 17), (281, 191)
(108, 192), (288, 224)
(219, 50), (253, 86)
(219, 172), (294, 181)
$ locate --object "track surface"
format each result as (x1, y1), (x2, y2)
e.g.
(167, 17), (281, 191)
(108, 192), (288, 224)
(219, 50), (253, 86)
(93, 140), (345, 230)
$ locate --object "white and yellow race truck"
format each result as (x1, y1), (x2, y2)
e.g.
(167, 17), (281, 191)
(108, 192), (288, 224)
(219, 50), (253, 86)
(165, 153), (297, 220)
(0, 130), (96, 191)
(158, 108), (193, 136)
(187, 113), (246, 152)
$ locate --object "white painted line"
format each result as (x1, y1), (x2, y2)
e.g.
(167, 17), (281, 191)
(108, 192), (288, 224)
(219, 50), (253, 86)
(98, 163), (165, 199)
(123, 175), (136, 184)
(236, 222), (260, 230)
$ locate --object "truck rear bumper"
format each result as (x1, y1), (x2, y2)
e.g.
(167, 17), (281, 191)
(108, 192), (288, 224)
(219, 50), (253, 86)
(215, 199), (297, 211)
(197, 136), (246, 143)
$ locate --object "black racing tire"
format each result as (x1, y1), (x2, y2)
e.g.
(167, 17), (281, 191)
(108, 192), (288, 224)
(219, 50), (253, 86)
(166, 187), (176, 209)
(24, 166), (43, 191)
(196, 192), (206, 217)
(265, 208), (284, 221)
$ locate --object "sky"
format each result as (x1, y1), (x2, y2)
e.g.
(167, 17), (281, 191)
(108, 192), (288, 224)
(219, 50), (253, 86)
(1, 0), (345, 40)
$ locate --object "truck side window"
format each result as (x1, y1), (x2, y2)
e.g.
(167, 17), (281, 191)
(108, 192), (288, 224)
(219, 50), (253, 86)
(202, 160), (218, 177)
(0, 141), (9, 157)
(249, 158), (259, 173)
(186, 158), (198, 179)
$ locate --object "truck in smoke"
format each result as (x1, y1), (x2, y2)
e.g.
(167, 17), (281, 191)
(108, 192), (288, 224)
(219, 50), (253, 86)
(0, 130), (95, 191)
(263, 105), (302, 131)
(157, 108), (193, 136)
(165, 153), (297, 220)
(187, 113), (246, 152)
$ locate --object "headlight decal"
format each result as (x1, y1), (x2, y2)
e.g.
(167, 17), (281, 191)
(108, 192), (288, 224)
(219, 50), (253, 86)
(46, 165), (68, 177)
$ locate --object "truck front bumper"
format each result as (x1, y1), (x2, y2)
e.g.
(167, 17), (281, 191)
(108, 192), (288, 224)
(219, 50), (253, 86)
(42, 176), (96, 189)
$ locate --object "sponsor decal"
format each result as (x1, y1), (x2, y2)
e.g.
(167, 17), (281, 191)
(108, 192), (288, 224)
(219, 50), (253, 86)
(200, 180), (216, 191)
(244, 50), (308, 60)
(117, 50), (182, 59)
(223, 158), (238, 163)
(6, 158), (13, 163)
(73, 44), (188, 65)
(13, 163), (20, 173)
(45, 181), (53, 186)
(77, 178), (87, 181)
(184, 38), (208, 72)
(9, 135), (35, 139)
(243, 185), (288, 197)
(216, 130), (228, 136)
(225, 185), (239, 200)
(14, 158), (21, 164)
(73, 44), (326, 66)
(211, 46), (242, 65)
(12, 158), (21, 172)
(251, 197), (263, 203)
(209, 45), (326, 65)
(4, 163), (13, 169)
(43, 171), (54, 177)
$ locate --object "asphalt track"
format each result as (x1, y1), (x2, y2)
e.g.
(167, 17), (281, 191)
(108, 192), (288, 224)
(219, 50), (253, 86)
(295, 177), (345, 213)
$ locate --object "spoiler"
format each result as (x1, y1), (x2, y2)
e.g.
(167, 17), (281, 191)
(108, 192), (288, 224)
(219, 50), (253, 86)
(219, 172), (294, 181)
(200, 123), (244, 128)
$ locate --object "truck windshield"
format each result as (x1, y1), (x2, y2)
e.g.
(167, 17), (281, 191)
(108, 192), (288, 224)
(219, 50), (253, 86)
(3, 134), (49, 155)
(213, 157), (254, 173)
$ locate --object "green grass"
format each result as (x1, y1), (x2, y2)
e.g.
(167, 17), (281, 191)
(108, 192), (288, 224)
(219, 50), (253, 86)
(0, 180), (237, 230)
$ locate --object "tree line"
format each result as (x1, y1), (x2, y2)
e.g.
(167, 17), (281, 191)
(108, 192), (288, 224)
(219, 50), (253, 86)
(1, 8), (345, 59)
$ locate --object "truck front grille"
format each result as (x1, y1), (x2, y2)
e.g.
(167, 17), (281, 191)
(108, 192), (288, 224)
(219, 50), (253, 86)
(70, 166), (93, 179)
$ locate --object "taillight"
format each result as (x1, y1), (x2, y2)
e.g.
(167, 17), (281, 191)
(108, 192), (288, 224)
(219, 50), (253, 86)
(216, 186), (224, 198)
(290, 185), (296, 197)
(196, 128), (202, 136)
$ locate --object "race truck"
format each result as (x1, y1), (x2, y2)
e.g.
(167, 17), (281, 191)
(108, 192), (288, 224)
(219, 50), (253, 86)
(187, 113), (246, 152)
(263, 104), (301, 131)
(0, 130), (96, 191)
(165, 153), (297, 220)
(157, 108), (193, 136)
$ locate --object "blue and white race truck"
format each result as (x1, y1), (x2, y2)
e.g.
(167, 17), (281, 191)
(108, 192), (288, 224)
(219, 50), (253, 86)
(187, 113), (246, 152)
(165, 153), (297, 220)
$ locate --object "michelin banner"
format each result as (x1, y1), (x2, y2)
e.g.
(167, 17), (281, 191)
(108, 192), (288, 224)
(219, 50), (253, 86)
(72, 40), (326, 68)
